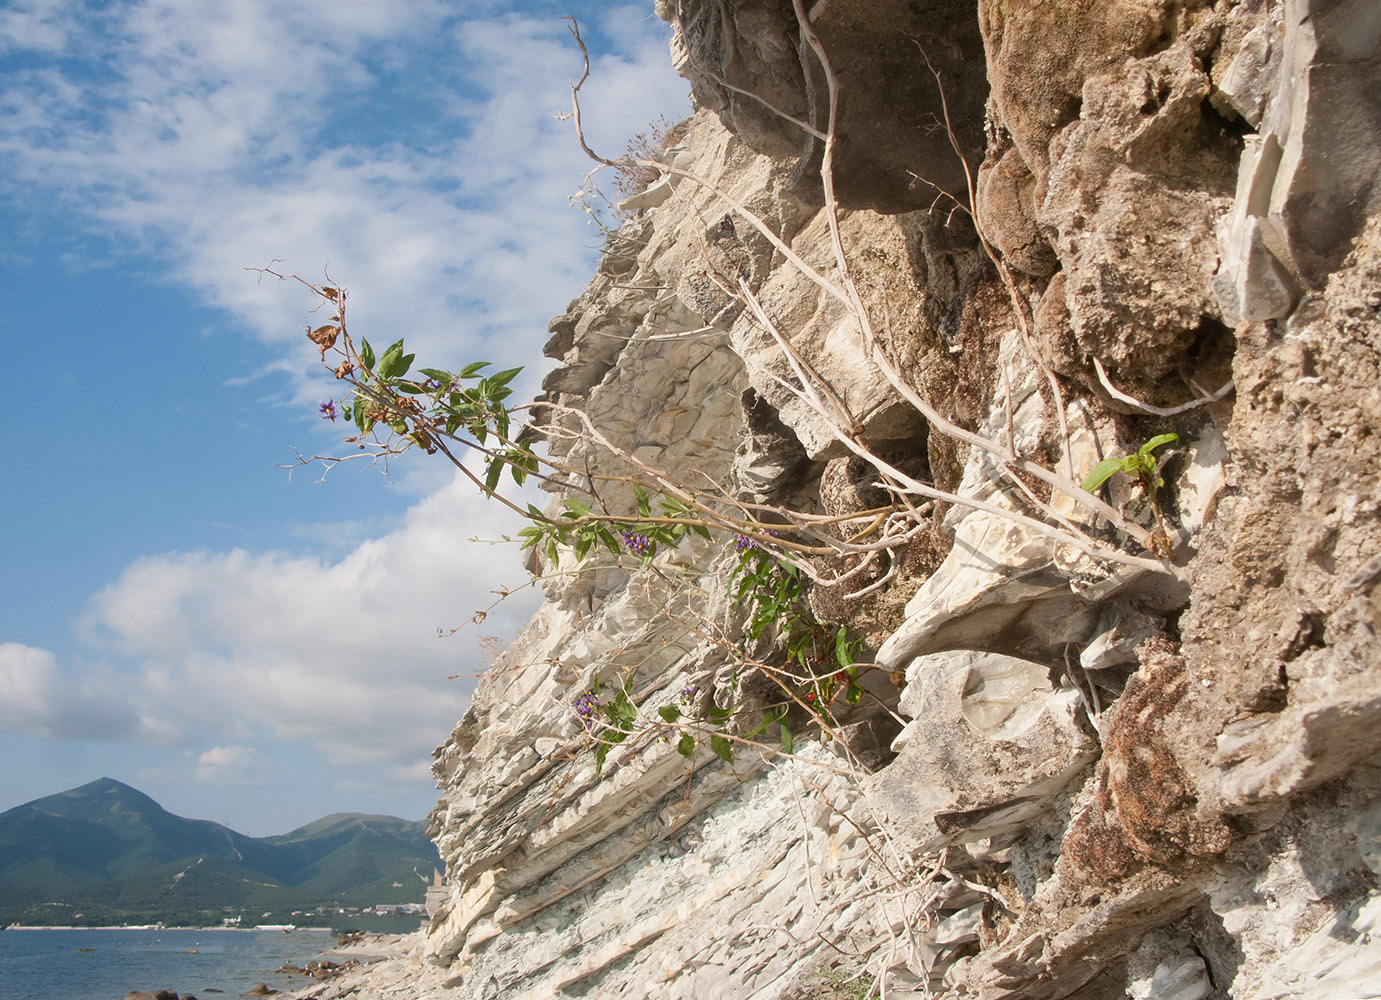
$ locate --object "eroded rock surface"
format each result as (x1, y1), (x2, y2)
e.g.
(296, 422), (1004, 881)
(394, 2), (1381, 998)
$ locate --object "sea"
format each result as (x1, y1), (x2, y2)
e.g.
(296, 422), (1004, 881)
(0, 926), (339, 1000)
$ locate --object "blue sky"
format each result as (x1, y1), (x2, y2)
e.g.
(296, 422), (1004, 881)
(0, 0), (688, 836)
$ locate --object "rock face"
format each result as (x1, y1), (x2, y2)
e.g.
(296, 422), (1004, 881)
(416, 2), (1381, 998)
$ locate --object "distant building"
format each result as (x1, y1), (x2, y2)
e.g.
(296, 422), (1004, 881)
(425, 868), (447, 919)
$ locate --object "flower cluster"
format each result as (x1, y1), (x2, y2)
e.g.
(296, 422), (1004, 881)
(680, 684), (695, 703)
(573, 688), (600, 731)
(318, 398), (338, 421)
(620, 530), (653, 557)
(732, 529), (778, 553)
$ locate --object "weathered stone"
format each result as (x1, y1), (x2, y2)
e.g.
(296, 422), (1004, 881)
(1063, 642), (1230, 887)
(975, 144), (1059, 277)
(662, 0), (988, 211)
(1080, 603), (1167, 672)
(1125, 929), (1214, 1000)
(876, 649), (1099, 852)
(334, 4), (1381, 999)
(1214, 20), (1283, 128)
(732, 388), (815, 504)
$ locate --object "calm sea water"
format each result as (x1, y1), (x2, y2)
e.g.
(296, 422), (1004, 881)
(0, 927), (337, 1000)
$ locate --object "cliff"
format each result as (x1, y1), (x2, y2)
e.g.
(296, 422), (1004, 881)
(332, 2), (1381, 998)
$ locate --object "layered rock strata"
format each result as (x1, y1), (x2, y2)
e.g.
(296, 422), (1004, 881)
(415, 2), (1381, 998)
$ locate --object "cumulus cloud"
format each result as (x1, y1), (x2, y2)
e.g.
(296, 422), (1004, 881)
(0, 469), (541, 768)
(0, 642), (139, 740)
(72, 469), (541, 765)
(0, 0), (689, 397)
(195, 744), (261, 785)
(0, 0), (688, 810)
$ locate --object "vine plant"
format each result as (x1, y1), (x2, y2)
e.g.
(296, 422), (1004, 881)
(265, 6), (1195, 780)
(263, 265), (871, 769)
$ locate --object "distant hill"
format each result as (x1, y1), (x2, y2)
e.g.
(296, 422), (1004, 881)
(0, 778), (440, 927)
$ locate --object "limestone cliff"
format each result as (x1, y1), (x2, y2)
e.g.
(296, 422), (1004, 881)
(410, 3), (1381, 999)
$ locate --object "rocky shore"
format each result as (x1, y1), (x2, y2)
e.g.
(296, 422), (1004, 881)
(285, 933), (453, 1000)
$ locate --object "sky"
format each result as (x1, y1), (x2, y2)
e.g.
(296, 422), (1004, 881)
(0, 0), (689, 836)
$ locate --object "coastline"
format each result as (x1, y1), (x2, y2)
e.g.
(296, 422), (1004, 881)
(287, 932), (455, 1000)
(0, 924), (383, 1000)
(3, 924), (335, 932)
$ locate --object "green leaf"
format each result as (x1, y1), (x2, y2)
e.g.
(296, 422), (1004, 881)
(604, 689), (637, 728)
(779, 721), (793, 754)
(1138, 433), (1179, 461)
(419, 368), (452, 383)
(634, 484), (651, 518)
(677, 733), (696, 757)
(574, 531), (592, 561)
(593, 728), (628, 777)
(359, 339), (376, 370)
(545, 535), (559, 567)
(833, 628), (854, 668)
(563, 499), (593, 518)
(744, 707), (780, 740)
(709, 734), (735, 764)
(488, 366), (523, 388)
(484, 458), (503, 493)
(458, 361), (491, 379)
(375, 339), (405, 378)
(707, 704), (732, 723)
(1081, 456), (1131, 492)
(657, 705), (681, 723)
(845, 675), (863, 704)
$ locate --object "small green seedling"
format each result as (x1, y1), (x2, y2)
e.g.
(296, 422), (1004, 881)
(1081, 433), (1179, 493)
(1082, 433), (1178, 557)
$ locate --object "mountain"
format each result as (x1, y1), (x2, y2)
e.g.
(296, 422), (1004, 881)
(0, 778), (439, 926)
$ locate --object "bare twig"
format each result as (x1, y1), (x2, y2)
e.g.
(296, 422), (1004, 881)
(1093, 356), (1235, 416)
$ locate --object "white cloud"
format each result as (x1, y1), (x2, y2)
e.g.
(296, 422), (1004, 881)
(0, 473), (541, 769)
(195, 744), (260, 784)
(72, 469), (542, 766)
(0, 644), (63, 732)
(0, 642), (139, 740)
(0, 0), (688, 395)
(0, 1), (688, 807)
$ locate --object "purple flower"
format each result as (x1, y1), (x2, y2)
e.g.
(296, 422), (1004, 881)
(318, 399), (338, 422)
(680, 684), (695, 703)
(621, 531), (653, 557)
(733, 529), (778, 553)
(573, 689), (600, 731)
